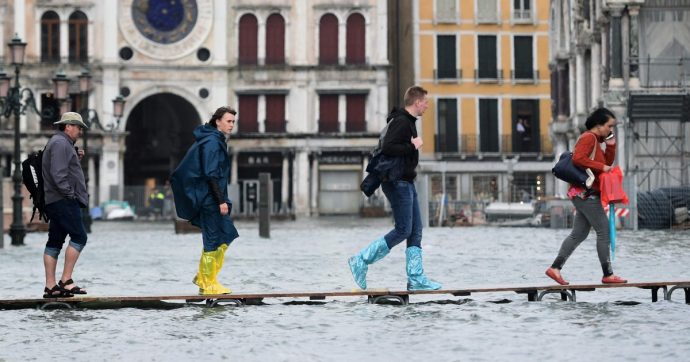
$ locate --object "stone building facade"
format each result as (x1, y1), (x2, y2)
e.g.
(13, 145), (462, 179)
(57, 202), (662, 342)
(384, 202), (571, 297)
(549, 0), (690, 227)
(412, 0), (555, 221)
(0, 0), (391, 218)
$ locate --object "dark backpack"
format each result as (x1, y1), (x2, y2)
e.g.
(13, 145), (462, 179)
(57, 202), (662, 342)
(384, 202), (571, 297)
(21, 149), (49, 222)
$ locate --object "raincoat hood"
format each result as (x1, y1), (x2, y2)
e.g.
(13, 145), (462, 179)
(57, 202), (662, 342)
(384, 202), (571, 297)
(193, 124), (225, 142)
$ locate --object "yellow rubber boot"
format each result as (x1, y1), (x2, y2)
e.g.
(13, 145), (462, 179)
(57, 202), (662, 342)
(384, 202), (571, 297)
(196, 250), (230, 295)
(192, 244), (228, 289)
(212, 244), (232, 294)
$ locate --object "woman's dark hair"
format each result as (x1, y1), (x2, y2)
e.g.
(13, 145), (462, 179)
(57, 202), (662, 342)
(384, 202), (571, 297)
(585, 107), (616, 130)
(208, 106), (237, 128)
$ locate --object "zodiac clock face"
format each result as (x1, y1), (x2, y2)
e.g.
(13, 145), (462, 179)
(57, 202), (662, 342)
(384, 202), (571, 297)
(120, 0), (213, 60)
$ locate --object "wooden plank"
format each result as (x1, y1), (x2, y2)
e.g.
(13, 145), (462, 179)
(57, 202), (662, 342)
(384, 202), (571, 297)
(1, 280), (689, 309)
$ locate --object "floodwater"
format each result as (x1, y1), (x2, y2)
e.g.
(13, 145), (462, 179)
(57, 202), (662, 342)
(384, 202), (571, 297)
(1, 218), (689, 361)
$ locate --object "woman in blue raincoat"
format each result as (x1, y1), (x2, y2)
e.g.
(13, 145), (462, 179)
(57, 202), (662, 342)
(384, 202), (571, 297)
(171, 106), (239, 295)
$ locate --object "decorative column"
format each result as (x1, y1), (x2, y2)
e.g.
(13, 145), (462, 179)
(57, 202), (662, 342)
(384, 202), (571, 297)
(231, 152), (238, 185)
(609, 7), (624, 82)
(591, 31), (602, 106)
(338, 94), (346, 133)
(622, 8), (630, 86)
(575, 45), (587, 118)
(338, 20), (346, 65)
(628, 6), (641, 85)
(257, 17), (266, 65)
(310, 153), (319, 216)
(60, 17), (68, 63)
(293, 150), (310, 216)
(258, 95), (266, 133)
(281, 151), (289, 212)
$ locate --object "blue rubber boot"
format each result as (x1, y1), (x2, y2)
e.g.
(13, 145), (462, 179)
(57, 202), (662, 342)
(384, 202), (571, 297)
(406, 246), (442, 291)
(348, 237), (390, 290)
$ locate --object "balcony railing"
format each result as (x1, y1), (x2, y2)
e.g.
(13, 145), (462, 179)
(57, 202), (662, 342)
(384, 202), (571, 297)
(476, 11), (501, 24)
(632, 56), (690, 88)
(346, 120), (367, 133)
(318, 119), (339, 133)
(444, 134), (554, 155)
(474, 69), (503, 83)
(264, 119), (287, 133)
(433, 68), (463, 82)
(511, 69), (540, 83)
(512, 9), (533, 23)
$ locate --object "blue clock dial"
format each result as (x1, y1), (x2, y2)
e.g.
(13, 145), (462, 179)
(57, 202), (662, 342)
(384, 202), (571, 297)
(132, 0), (198, 44)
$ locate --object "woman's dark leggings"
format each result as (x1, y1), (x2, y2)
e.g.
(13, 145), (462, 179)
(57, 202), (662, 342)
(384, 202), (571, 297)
(551, 196), (614, 276)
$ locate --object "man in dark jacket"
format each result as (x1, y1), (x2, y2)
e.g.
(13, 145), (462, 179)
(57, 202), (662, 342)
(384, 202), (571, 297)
(348, 86), (442, 291)
(42, 112), (89, 298)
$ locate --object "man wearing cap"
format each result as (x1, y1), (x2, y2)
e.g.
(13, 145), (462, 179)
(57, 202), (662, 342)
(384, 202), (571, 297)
(41, 112), (89, 298)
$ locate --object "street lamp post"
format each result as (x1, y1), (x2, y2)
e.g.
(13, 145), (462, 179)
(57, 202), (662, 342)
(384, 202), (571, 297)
(0, 35), (33, 246)
(77, 69), (93, 232)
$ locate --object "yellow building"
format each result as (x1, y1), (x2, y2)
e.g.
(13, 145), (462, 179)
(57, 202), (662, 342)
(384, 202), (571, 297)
(412, 0), (554, 217)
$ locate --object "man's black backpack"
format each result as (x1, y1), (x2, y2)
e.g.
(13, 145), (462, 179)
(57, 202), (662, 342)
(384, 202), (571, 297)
(21, 149), (49, 222)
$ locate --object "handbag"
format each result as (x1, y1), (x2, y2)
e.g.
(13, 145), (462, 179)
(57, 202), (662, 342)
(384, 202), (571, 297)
(552, 133), (597, 188)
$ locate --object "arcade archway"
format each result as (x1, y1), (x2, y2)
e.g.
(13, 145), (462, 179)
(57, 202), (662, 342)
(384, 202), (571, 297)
(124, 92), (200, 186)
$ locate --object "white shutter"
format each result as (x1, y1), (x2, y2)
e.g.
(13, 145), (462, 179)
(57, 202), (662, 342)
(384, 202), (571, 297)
(477, 0), (498, 23)
(436, 0), (457, 23)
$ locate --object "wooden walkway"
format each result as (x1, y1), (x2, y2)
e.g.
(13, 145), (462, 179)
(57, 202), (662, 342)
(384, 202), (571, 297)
(1, 281), (689, 310)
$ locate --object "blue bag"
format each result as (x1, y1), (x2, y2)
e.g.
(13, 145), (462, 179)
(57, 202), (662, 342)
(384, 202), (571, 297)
(552, 152), (589, 186)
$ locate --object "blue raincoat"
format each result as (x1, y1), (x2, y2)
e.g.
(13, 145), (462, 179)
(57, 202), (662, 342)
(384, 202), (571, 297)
(171, 124), (239, 251)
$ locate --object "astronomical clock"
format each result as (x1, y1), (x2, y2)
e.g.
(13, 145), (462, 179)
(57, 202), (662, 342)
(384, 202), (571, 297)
(120, 0), (213, 60)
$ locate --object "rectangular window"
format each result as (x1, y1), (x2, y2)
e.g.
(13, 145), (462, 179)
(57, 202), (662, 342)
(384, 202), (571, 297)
(512, 99), (540, 153)
(319, 95), (339, 132)
(477, 0), (498, 23)
(477, 36), (497, 79)
(265, 94), (285, 133)
(41, 20), (60, 63)
(346, 94), (366, 132)
(436, 99), (458, 153)
(479, 99), (499, 152)
(513, 0), (532, 21)
(513, 36), (533, 80)
(436, 35), (457, 79)
(435, 0), (458, 23)
(238, 95), (259, 133)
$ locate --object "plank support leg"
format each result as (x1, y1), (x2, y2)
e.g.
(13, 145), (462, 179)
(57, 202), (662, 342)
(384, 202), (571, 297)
(538, 289), (575, 302)
(667, 285), (690, 303)
(39, 301), (75, 310)
(368, 295), (409, 305)
(654, 286), (667, 302)
(205, 298), (245, 307)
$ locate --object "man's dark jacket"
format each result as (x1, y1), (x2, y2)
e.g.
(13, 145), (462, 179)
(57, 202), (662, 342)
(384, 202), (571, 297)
(360, 108), (418, 197)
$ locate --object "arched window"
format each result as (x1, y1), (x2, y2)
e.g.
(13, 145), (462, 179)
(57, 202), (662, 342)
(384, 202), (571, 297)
(319, 14), (338, 65)
(346, 13), (365, 64)
(238, 14), (258, 65)
(265, 13), (285, 65)
(69, 11), (88, 63)
(41, 11), (60, 63)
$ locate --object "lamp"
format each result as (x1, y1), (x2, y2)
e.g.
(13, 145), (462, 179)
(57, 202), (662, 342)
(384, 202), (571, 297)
(52, 70), (70, 102)
(1, 35), (41, 245)
(112, 95), (125, 120)
(0, 69), (10, 99)
(76, 68), (93, 232)
(8, 35), (27, 66)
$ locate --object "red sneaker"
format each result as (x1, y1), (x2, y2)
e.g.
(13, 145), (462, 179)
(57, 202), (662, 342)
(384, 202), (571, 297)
(602, 275), (628, 284)
(545, 268), (569, 285)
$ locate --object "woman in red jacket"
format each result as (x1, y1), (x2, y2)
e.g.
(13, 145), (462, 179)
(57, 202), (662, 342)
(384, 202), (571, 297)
(545, 108), (628, 285)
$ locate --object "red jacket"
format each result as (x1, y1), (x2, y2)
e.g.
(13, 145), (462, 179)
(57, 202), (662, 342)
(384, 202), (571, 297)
(572, 131), (616, 191)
